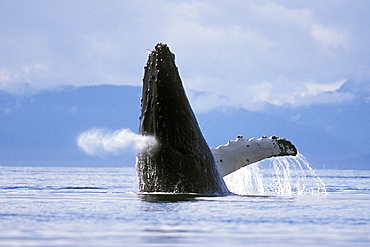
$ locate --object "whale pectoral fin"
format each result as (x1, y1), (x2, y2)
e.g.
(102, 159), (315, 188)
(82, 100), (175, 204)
(211, 136), (297, 177)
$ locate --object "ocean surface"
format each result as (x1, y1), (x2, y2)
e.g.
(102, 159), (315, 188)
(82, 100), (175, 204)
(1, 157), (369, 246)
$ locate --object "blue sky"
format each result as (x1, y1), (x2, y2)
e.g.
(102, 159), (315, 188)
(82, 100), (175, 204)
(1, 1), (369, 169)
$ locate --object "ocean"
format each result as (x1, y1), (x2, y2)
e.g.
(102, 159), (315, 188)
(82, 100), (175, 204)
(0, 157), (369, 246)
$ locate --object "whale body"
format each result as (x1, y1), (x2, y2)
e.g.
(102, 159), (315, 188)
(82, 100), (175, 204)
(136, 43), (297, 195)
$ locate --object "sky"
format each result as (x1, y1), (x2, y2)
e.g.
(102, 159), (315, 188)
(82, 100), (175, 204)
(1, 1), (369, 169)
(1, 1), (369, 109)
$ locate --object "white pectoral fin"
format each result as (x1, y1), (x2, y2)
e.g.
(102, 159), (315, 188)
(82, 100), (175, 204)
(212, 136), (297, 177)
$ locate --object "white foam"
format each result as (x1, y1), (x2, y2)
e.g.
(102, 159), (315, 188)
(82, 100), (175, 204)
(223, 153), (327, 196)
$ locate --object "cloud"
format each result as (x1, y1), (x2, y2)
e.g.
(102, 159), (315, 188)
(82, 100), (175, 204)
(164, 2), (364, 111)
(244, 79), (355, 107)
(187, 77), (354, 112)
(311, 24), (348, 49)
(77, 128), (157, 156)
(0, 1), (368, 110)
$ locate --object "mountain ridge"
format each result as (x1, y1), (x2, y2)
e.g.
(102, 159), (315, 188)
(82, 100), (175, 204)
(0, 85), (368, 169)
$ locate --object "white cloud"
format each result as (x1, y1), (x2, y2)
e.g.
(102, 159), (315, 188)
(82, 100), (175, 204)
(188, 77), (354, 112)
(0, 64), (49, 94)
(305, 80), (346, 96)
(77, 128), (157, 156)
(311, 24), (348, 49)
(166, 2), (272, 51)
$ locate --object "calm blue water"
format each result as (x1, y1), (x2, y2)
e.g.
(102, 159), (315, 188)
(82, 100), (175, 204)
(0, 163), (369, 246)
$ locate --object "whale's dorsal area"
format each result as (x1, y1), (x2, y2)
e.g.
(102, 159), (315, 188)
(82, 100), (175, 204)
(212, 136), (297, 177)
(136, 43), (297, 195)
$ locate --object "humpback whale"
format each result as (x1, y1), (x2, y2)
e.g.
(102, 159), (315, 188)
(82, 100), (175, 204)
(136, 43), (297, 195)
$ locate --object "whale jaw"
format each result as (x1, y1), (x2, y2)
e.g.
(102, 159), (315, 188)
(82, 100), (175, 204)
(137, 43), (229, 195)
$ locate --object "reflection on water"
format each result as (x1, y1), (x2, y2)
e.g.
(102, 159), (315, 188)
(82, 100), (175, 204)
(140, 193), (201, 203)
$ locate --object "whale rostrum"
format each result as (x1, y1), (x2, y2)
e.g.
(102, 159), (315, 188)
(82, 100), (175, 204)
(136, 43), (297, 195)
(137, 43), (229, 195)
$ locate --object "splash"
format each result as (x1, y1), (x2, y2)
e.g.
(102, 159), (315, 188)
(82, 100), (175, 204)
(223, 153), (327, 196)
(77, 128), (157, 156)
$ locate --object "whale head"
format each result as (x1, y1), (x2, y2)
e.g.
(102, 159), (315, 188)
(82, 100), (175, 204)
(136, 43), (229, 195)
